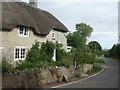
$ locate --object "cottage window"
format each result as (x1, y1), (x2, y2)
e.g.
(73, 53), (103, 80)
(0, 47), (4, 49)
(52, 30), (55, 40)
(14, 47), (26, 60)
(19, 26), (29, 37)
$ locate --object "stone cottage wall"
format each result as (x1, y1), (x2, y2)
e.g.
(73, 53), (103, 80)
(1, 28), (67, 64)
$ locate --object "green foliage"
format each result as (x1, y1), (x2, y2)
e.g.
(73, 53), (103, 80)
(26, 42), (41, 62)
(56, 59), (73, 67)
(67, 32), (84, 49)
(41, 41), (55, 62)
(86, 64), (102, 75)
(26, 41), (55, 63)
(88, 41), (102, 56)
(84, 53), (95, 64)
(103, 50), (110, 58)
(56, 47), (65, 61)
(16, 61), (50, 70)
(94, 59), (105, 64)
(105, 44), (120, 59)
(85, 45), (92, 53)
(74, 53), (95, 65)
(1, 58), (15, 73)
(112, 44), (120, 59)
(74, 53), (84, 64)
(67, 23), (94, 55)
(76, 23), (93, 42)
(17, 41), (73, 70)
(56, 42), (73, 67)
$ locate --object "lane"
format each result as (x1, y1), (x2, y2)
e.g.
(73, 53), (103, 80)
(58, 57), (118, 88)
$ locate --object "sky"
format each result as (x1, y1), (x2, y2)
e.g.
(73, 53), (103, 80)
(23, 0), (118, 49)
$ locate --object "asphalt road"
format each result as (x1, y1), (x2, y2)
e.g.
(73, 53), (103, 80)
(56, 57), (118, 88)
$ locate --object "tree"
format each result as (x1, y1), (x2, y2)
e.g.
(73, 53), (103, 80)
(76, 23), (93, 42)
(88, 41), (102, 56)
(106, 44), (120, 59)
(67, 32), (84, 49)
(113, 44), (120, 59)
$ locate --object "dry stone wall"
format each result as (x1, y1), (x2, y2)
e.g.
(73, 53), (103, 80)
(2, 64), (93, 88)
(2, 65), (76, 88)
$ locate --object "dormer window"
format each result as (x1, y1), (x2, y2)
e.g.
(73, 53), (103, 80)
(18, 26), (29, 37)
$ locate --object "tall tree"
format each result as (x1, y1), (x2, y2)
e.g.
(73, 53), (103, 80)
(76, 23), (93, 42)
(88, 41), (102, 56)
(67, 32), (84, 49)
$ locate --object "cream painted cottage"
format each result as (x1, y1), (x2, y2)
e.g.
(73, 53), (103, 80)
(0, 1), (68, 64)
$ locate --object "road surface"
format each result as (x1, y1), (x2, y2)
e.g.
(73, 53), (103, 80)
(55, 57), (118, 88)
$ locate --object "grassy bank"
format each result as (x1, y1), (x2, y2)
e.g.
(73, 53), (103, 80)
(94, 58), (105, 64)
(86, 64), (103, 75)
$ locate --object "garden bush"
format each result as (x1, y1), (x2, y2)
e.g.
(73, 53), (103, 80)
(74, 53), (85, 65)
(26, 41), (55, 63)
(26, 42), (42, 62)
(16, 61), (45, 70)
(2, 58), (15, 73)
(84, 53), (95, 64)
(74, 53), (95, 65)
(16, 60), (54, 70)
(55, 59), (73, 67)
(41, 41), (55, 62)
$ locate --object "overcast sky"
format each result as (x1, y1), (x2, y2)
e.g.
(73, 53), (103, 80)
(23, 0), (118, 49)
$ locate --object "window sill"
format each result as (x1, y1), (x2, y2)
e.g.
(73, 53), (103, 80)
(19, 35), (29, 37)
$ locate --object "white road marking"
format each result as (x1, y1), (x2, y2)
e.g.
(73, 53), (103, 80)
(50, 69), (105, 88)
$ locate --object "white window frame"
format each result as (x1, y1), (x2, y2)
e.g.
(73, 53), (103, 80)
(64, 33), (67, 37)
(52, 30), (55, 40)
(14, 46), (26, 61)
(0, 47), (4, 49)
(18, 26), (29, 37)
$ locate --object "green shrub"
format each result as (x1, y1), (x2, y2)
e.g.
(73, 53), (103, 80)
(56, 59), (73, 67)
(84, 53), (95, 64)
(56, 42), (65, 61)
(47, 61), (57, 66)
(56, 48), (65, 61)
(16, 60), (50, 70)
(2, 59), (15, 73)
(26, 42), (41, 62)
(26, 41), (55, 63)
(16, 61), (33, 70)
(41, 41), (55, 62)
(74, 53), (95, 65)
(74, 53), (85, 65)
(55, 42), (73, 67)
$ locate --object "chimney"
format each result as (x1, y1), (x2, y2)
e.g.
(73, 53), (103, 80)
(29, 0), (37, 7)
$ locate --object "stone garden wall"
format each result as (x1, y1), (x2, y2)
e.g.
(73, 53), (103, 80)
(2, 64), (93, 88)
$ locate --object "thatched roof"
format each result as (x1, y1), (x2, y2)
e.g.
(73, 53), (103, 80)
(1, 2), (68, 35)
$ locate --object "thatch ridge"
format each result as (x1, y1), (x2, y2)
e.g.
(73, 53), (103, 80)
(1, 2), (68, 35)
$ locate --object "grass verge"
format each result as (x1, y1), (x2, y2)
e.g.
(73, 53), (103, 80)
(94, 58), (105, 64)
(86, 64), (103, 75)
